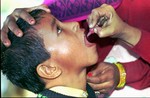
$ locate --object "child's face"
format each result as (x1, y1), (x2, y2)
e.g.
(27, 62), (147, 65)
(35, 13), (98, 71)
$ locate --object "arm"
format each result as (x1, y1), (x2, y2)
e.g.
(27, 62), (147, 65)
(116, 0), (150, 89)
(123, 58), (150, 89)
(87, 3), (150, 62)
(87, 3), (150, 94)
(131, 30), (150, 63)
(87, 4), (141, 47)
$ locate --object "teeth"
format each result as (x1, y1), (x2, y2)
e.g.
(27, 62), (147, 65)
(87, 28), (95, 37)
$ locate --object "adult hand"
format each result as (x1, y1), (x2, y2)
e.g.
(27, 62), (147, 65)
(1, 4), (50, 47)
(87, 62), (120, 94)
(87, 4), (141, 46)
(87, 4), (126, 38)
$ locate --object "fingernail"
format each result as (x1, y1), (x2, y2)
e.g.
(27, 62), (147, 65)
(29, 19), (34, 24)
(17, 33), (23, 37)
(47, 9), (51, 12)
(17, 31), (23, 37)
(89, 24), (93, 28)
(87, 72), (93, 77)
(4, 41), (10, 47)
(94, 28), (98, 33)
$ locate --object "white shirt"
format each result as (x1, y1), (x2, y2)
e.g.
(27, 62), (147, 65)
(49, 86), (88, 97)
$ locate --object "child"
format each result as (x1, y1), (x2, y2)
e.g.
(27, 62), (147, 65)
(1, 9), (98, 98)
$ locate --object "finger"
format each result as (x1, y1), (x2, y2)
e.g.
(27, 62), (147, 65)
(87, 69), (109, 84)
(87, 76), (102, 84)
(87, 8), (105, 28)
(96, 16), (109, 27)
(93, 27), (102, 37)
(88, 10), (100, 28)
(88, 81), (113, 91)
(100, 67), (114, 80)
(87, 4), (108, 28)
(7, 15), (23, 37)
(87, 14), (93, 28)
(94, 15), (113, 38)
(12, 4), (51, 25)
(89, 62), (110, 76)
(99, 88), (110, 94)
(13, 8), (35, 25)
(98, 26), (114, 38)
(1, 27), (11, 47)
(95, 5), (113, 27)
(93, 13), (111, 37)
(87, 67), (113, 84)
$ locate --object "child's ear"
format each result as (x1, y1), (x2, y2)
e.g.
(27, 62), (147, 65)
(36, 60), (62, 79)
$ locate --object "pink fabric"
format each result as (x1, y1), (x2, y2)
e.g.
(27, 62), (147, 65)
(43, 0), (122, 21)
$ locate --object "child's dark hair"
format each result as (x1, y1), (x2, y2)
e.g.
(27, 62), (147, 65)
(1, 9), (50, 93)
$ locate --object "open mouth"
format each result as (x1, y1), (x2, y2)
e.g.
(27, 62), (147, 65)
(81, 16), (108, 43)
(86, 29), (99, 43)
(84, 26), (99, 43)
(79, 21), (98, 43)
(79, 20), (99, 45)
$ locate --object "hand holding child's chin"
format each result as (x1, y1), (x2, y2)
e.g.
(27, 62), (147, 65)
(87, 62), (119, 95)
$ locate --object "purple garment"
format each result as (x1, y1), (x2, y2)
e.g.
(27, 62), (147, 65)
(43, 0), (122, 21)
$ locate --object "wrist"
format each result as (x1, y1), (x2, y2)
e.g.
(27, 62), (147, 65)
(119, 23), (141, 46)
(114, 62), (126, 89)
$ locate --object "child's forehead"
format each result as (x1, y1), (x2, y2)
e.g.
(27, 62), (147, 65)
(42, 13), (56, 21)
(38, 13), (57, 29)
(34, 13), (57, 36)
(34, 13), (56, 28)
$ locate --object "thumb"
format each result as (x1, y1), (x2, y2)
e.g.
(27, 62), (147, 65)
(95, 26), (113, 38)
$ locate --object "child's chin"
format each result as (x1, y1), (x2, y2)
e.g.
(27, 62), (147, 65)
(89, 59), (98, 67)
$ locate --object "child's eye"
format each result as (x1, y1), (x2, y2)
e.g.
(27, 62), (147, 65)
(57, 26), (62, 35)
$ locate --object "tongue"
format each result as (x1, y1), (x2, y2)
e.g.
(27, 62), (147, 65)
(87, 29), (99, 43)
(87, 29), (95, 37)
